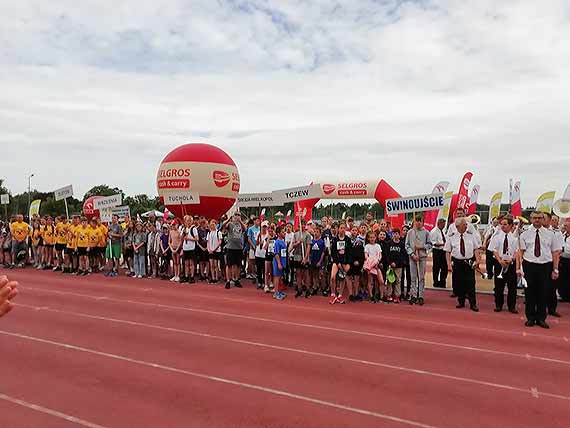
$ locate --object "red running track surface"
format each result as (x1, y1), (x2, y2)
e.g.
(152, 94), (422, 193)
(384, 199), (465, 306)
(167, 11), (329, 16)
(1, 269), (569, 428)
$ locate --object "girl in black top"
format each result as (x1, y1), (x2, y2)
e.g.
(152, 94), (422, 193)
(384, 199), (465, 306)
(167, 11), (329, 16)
(330, 223), (352, 304)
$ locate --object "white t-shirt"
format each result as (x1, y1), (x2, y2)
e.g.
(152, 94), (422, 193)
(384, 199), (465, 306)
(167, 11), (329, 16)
(182, 226), (199, 251)
(207, 229), (222, 253)
(255, 232), (268, 258)
(285, 232), (294, 251)
(365, 243), (382, 260)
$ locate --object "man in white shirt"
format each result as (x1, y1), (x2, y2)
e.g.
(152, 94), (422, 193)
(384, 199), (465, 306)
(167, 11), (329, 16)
(444, 217), (482, 312)
(544, 212), (564, 317)
(516, 211), (562, 329)
(483, 217), (499, 280)
(429, 218), (448, 288)
(559, 218), (570, 302)
(488, 215), (519, 313)
(446, 208), (483, 248)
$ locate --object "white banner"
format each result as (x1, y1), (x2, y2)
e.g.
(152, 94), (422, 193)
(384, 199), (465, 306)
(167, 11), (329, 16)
(163, 191), (200, 205)
(272, 185), (321, 203)
(94, 194), (122, 210)
(54, 184), (74, 201)
(386, 193), (445, 216)
(100, 205), (131, 222)
(0, 194), (9, 205)
(237, 192), (284, 207)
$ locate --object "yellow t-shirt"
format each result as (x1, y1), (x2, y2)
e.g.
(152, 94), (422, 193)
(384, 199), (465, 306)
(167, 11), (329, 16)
(67, 224), (77, 249)
(98, 225), (108, 247)
(30, 229), (41, 247)
(55, 222), (68, 245)
(42, 225), (56, 245)
(76, 225), (90, 248)
(88, 226), (102, 248)
(11, 222), (29, 242)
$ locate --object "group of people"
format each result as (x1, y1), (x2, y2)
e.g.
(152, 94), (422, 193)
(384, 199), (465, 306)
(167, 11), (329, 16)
(1, 207), (568, 328)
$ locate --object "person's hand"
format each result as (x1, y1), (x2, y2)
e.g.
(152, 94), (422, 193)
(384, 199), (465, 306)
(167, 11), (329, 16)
(0, 275), (18, 318)
(448, 265), (453, 273)
(354, 261), (359, 266)
(516, 269), (523, 278)
(552, 270), (559, 280)
(390, 263), (396, 268)
(411, 254), (419, 262)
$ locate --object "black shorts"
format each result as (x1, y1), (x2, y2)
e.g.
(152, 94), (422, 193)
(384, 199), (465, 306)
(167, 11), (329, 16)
(197, 247), (209, 262)
(55, 243), (66, 252)
(265, 254), (274, 262)
(348, 266), (363, 277)
(65, 247), (74, 255)
(183, 250), (195, 261)
(124, 247), (134, 259)
(44, 244), (54, 249)
(209, 252), (222, 261)
(292, 260), (309, 270)
(77, 247), (87, 256)
(2, 247), (11, 253)
(226, 249), (243, 267)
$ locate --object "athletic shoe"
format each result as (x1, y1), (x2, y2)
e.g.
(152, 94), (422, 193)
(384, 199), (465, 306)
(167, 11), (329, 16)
(305, 289), (311, 298)
(418, 297), (424, 306)
(83, 271), (89, 276)
(276, 291), (286, 300)
(409, 297), (417, 305)
(175, 276), (180, 282)
(348, 295), (355, 302)
(387, 296), (393, 302)
(328, 294), (336, 305)
(263, 285), (271, 293)
(273, 291), (280, 299)
(225, 281), (231, 289)
(104, 271), (111, 277)
(295, 289), (303, 298)
(337, 295), (346, 304)
(52, 266), (59, 271)
(393, 296), (400, 304)
(234, 280), (243, 288)
(369, 296), (376, 303)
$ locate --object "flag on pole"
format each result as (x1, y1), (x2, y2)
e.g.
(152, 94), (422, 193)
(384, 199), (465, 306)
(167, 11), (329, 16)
(488, 192), (502, 221)
(285, 210), (292, 223)
(467, 184), (480, 215)
(29, 199), (41, 218)
(424, 181), (450, 231)
(260, 208), (266, 222)
(536, 191), (556, 214)
(455, 172), (473, 213)
(163, 208), (170, 221)
(439, 191), (454, 222)
(510, 181), (522, 217)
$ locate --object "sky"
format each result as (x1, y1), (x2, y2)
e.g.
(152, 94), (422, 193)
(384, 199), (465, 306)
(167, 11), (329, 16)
(1, 0), (569, 207)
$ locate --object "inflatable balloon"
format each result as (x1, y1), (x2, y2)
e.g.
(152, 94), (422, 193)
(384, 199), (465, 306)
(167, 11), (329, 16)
(157, 143), (240, 219)
(83, 196), (103, 220)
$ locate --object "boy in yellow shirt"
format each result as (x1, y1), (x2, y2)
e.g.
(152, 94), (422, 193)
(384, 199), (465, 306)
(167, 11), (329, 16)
(65, 216), (80, 274)
(87, 218), (102, 273)
(54, 216), (68, 272)
(76, 217), (91, 275)
(41, 216), (56, 269)
(96, 218), (108, 272)
(10, 215), (29, 268)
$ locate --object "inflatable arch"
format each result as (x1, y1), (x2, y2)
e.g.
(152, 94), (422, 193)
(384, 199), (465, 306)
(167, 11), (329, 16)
(294, 180), (405, 228)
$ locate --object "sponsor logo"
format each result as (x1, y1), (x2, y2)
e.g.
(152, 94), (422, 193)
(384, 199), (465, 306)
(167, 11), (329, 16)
(158, 179), (190, 189)
(232, 182), (240, 192)
(213, 170), (230, 188)
(322, 184), (336, 195)
(338, 183), (367, 189)
(434, 184), (445, 192)
(462, 177), (471, 190)
(338, 189), (367, 196)
(158, 168), (191, 178)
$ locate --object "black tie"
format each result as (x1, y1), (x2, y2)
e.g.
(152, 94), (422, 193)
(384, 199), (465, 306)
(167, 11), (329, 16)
(441, 229), (446, 244)
(534, 229), (541, 258)
(503, 234), (509, 255)
(460, 233), (466, 257)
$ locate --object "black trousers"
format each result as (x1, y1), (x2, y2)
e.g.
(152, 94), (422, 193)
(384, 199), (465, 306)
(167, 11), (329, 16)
(559, 257), (570, 302)
(493, 263), (517, 310)
(432, 249), (448, 288)
(452, 258), (476, 306)
(255, 257), (265, 285)
(523, 261), (551, 322)
(485, 249), (497, 279)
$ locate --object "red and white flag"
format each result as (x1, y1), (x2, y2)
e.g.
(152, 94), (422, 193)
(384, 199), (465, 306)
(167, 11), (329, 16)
(260, 208), (266, 222)
(424, 181), (450, 231)
(467, 184), (480, 215)
(511, 181), (522, 217)
(456, 172), (473, 213)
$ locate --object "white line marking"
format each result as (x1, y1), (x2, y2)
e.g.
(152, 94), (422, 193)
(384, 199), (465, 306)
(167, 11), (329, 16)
(531, 388), (539, 398)
(0, 330), (438, 428)
(16, 303), (570, 402)
(564, 337), (569, 342)
(18, 287), (570, 366)
(0, 392), (107, 428)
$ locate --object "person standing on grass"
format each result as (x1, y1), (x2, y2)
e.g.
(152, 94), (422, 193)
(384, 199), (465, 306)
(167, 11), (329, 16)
(517, 211), (562, 329)
(272, 226), (288, 300)
(223, 213), (247, 289)
(0, 275), (18, 318)
(105, 215), (123, 277)
(132, 222), (147, 279)
(405, 216), (432, 306)
(168, 222), (182, 282)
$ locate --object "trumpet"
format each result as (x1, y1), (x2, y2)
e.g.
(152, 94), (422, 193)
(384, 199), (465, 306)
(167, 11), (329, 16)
(466, 214), (481, 225)
(516, 216), (529, 224)
(496, 260), (512, 279)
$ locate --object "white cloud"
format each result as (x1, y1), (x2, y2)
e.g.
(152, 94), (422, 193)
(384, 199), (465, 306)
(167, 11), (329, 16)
(1, 0), (569, 209)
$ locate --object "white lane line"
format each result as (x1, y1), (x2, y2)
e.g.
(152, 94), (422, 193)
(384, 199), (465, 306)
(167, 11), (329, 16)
(18, 287), (570, 366)
(0, 392), (107, 428)
(16, 303), (570, 402)
(0, 330), (437, 428)
(22, 285), (570, 341)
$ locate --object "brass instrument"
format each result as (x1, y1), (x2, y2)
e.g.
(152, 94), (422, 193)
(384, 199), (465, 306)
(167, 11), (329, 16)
(466, 214), (481, 225)
(553, 183), (570, 219)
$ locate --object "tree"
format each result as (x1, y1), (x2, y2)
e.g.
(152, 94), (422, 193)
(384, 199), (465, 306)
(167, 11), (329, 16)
(83, 185), (125, 201)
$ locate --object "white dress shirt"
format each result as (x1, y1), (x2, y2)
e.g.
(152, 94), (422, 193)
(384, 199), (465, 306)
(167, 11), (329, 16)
(562, 232), (570, 258)
(447, 222), (482, 248)
(550, 227), (564, 254)
(444, 232), (478, 260)
(488, 231), (519, 261)
(429, 227), (446, 249)
(519, 225), (562, 264)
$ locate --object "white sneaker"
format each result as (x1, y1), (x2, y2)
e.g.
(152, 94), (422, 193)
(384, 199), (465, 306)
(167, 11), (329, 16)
(137, 275), (143, 279)
(264, 285), (270, 293)
(169, 276), (176, 282)
(175, 276), (180, 282)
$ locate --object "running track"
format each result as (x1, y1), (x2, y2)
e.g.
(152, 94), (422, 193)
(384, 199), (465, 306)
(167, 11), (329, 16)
(1, 270), (569, 428)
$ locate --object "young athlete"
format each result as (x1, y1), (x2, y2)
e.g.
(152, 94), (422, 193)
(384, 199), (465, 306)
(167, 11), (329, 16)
(263, 226), (276, 293)
(30, 221), (41, 268)
(41, 216), (56, 269)
(54, 216), (68, 271)
(386, 228), (406, 303)
(76, 217), (90, 275)
(364, 231), (384, 302)
(309, 225), (326, 296)
(182, 215), (199, 283)
(123, 221), (135, 276)
(105, 214), (123, 277)
(207, 219), (222, 283)
(133, 222), (147, 278)
(169, 222), (182, 282)
(272, 226), (288, 300)
(87, 218), (102, 273)
(330, 223), (352, 304)
(348, 225), (365, 301)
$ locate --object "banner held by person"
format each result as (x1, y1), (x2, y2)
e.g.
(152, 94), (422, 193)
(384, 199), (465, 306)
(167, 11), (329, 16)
(536, 191), (556, 214)
(386, 193), (444, 216)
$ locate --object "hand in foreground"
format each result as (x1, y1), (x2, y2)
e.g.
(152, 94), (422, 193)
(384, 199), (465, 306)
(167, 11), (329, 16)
(0, 275), (18, 318)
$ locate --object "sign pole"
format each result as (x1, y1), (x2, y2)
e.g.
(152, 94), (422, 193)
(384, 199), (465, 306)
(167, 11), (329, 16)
(64, 198), (69, 220)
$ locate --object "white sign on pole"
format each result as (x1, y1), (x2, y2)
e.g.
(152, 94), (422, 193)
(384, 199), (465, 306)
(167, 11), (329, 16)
(0, 194), (9, 205)
(54, 185), (74, 201)
(100, 206), (131, 222)
(94, 194), (122, 210)
(237, 192), (283, 208)
(163, 192), (200, 205)
(386, 193), (445, 216)
(272, 185), (320, 203)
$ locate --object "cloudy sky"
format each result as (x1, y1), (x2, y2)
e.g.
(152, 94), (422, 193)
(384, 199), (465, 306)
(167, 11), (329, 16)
(1, 0), (569, 207)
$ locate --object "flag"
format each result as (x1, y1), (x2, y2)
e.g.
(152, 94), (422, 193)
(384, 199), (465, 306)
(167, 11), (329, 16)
(163, 208), (170, 221)
(424, 181), (450, 231)
(536, 191), (556, 214)
(455, 172), (473, 213)
(510, 181), (522, 217)
(439, 191), (454, 222)
(260, 208), (266, 222)
(341, 211), (346, 220)
(29, 199), (41, 218)
(285, 210), (292, 223)
(488, 192), (502, 221)
(467, 184), (480, 215)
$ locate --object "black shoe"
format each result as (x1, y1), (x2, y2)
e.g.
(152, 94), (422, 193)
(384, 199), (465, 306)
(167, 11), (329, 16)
(508, 308), (518, 314)
(225, 281), (231, 289)
(456, 302), (465, 309)
(450, 294), (456, 298)
(404, 294), (410, 301)
(418, 297), (424, 306)
(369, 296), (377, 303)
(525, 320), (535, 327)
(305, 289), (311, 298)
(234, 280), (242, 288)
(189, 277), (196, 284)
(470, 305), (479, 312)
(295, 289), (303, 298)
(537, 320), (550, 329)
(548, 311), (562, 318)
(494, 308), (502, 312)
(409, 297), (417, 305)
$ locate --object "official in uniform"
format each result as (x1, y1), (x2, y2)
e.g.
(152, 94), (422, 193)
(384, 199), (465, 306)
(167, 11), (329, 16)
(544, 212), (564, 317)
(444, 217), (481, 312)
(559, 218), (570, 302)
(488, 215), (519, 313)
(483, 217), (499, 280)
(429, 218), (447, 288)
(516, 211), (562, 329)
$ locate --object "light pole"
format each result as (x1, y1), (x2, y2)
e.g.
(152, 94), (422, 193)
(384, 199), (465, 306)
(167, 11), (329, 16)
(27, 173), (34, 218)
